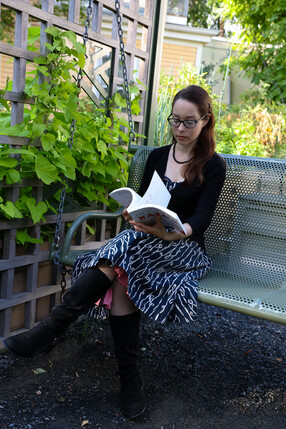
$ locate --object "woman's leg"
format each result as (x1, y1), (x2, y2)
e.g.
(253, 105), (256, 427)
(110, 278), (138, 315)
(4, 265), (115, 358)
(109, 280), (146, 419)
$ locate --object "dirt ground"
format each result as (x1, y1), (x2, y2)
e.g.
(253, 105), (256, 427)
(1, 302), (286, 429)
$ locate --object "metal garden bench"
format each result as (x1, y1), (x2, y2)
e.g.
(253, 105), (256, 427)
(58, 146), (286, 325)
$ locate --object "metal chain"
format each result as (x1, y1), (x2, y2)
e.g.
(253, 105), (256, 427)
(115, 0), (136, 143)
(52, 0), (93, 269)
(52, 0), (135, 271)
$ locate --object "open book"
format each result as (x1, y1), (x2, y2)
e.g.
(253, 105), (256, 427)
(109, 171), (187, 235)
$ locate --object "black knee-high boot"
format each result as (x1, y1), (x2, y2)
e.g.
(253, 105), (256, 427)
(4, 267), (111, 358)
(109, 311), (146, 419)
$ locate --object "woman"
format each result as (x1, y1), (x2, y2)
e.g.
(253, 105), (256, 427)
(4, 85), (226, 419)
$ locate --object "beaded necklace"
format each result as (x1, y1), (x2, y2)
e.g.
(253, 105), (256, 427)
(172, 143), (192, 164)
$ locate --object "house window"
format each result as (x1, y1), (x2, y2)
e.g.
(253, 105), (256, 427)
(166, 0), (189, 25)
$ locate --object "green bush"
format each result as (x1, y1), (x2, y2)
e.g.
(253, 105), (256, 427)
(154, 64), (219, 147)
(0, 28), (140, 244)
(155, 65), (286, 159)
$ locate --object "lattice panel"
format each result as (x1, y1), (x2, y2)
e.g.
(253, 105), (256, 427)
(0, 0), (155, 340)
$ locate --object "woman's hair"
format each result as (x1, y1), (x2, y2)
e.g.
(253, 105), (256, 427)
(171, 85), (215, 186)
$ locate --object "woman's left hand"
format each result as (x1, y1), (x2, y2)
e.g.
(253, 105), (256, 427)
(130, 214), (187, 241)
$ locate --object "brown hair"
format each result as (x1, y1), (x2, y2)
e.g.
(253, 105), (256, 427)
(171, 85), (215, 185)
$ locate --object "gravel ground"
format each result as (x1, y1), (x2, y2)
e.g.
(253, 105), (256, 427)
(1, 302), (286, 429)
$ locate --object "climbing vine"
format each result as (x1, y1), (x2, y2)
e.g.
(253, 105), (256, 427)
(0, 27), (141, 243)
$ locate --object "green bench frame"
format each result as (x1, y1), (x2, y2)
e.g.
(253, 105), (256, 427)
(58, 147), (286, 324)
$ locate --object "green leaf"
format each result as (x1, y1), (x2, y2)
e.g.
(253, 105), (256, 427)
(27, 27), (41, 52)
(97, 139), (108, 156)
(27, 27), (41, 42)
(82, 161), (92, 178)
(0, 201), (23, 219)
(9, 149), (36, 157)
(61, 30), (77, 45)
(0, 95), (10, 110)
(104, 162), (121, 176)
(37, 66), (49, 76)
(114, 92), (127, 108)
(131, 102), (141, 115)
(32, 122), (46, 137)
(32, 368), (46, 375)
(45, 199), (57, 214)
(43, 42), (54, 51)
(6, 169), (21, 184)
(77, 53), (85, 68)
(118, 117), (130, 128)
(93, 160), (106, 176)
(86, 223), (95, 235)
(1, 125), (30, 137)
(26, 198), (48, 223)
(32, 81), (49, 97)
(16, 229), (43, 246)
(45, 27), (60, 37)
(33, 56), (48, 65)
(0, 157), (17, 168)
(35, 155), (58, 185)
(41, 133), (56, 151)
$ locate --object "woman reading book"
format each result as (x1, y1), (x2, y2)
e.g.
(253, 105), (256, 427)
(4, 85), (226, 419)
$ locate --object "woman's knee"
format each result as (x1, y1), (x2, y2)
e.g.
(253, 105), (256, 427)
(97, 263), (117, 282)
(110, 279), (137, 315)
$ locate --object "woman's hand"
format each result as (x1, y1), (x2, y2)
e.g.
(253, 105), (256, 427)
(122, 208), (133, 223)
(130, 214), (188, 241)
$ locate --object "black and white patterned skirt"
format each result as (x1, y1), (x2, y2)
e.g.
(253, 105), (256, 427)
(72, 229), (212, 324)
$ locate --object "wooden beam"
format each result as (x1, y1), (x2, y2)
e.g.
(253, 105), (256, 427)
(0, 41), (42, 61)
(0, 135), (40, 146)
(97, 0), (152, 27)
(3, 91), (34, 104)
(0, 250), (50, 271)
(1, 0), (150, 60)
(0, 283), (67, 310)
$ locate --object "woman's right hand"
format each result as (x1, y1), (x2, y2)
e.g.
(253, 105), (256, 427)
(122, 208), (133, 223)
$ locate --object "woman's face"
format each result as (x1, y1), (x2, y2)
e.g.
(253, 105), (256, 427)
(171, 98), (208, 149)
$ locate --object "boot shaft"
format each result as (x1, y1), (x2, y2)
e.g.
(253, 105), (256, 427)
(109, 311), (141, 374)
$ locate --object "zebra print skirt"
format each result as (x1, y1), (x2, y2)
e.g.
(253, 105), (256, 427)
(72, 229), (212, 324)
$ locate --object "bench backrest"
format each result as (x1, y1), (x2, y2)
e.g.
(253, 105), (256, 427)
(129, 147), (286, 291)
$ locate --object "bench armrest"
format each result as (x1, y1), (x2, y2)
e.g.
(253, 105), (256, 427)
(60, 207), (124, 261)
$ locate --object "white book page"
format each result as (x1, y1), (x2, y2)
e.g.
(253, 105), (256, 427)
(139, 171), (171, 208)
(109, 188), (142, 209)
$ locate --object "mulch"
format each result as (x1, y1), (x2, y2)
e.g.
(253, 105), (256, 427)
(1, 302), (286, 429)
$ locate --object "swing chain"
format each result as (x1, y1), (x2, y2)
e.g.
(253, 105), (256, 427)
(52, 0), (93, 270)
(115, 0), (136, 144)
(60, 266), (73, 298)
(52, 0), (135, 276)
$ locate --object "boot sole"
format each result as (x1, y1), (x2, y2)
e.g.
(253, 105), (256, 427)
(122, 403), (146, 419)
(3, 337), (56, 359)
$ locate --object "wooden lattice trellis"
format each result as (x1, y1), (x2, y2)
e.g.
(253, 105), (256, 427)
(0, 0), (157, 341)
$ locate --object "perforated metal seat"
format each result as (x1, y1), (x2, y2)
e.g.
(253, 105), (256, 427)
(59, 146), (286, 324)
(199, 154), (286, 324)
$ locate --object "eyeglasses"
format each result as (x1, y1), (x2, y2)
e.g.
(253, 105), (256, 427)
(167, 114), (208, 129)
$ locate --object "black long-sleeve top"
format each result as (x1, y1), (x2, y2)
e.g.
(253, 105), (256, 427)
(138, 145), (226, 250)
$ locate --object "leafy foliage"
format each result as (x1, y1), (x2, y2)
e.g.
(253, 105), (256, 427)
(0, 28), (140, 243)
(155, 65), (286, 158)
(154, 64), (219, 147)
(187, 0), (224, 32)
(217, 103), (286, 158)
(219, 0), (286, 103)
